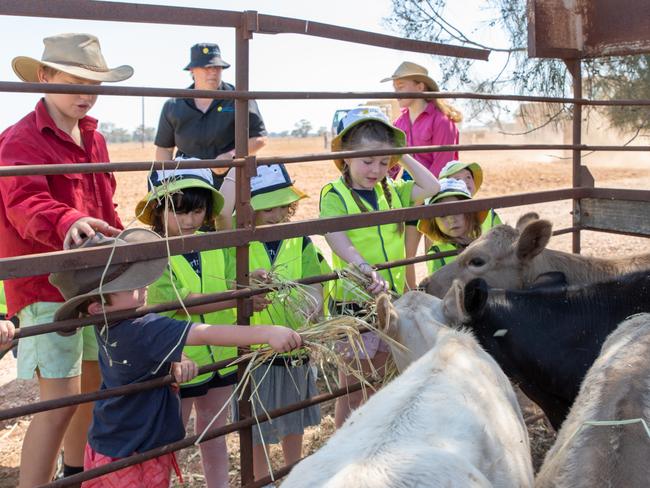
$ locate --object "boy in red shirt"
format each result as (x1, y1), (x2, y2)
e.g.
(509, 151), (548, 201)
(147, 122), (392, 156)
(0, 33), (133, 486)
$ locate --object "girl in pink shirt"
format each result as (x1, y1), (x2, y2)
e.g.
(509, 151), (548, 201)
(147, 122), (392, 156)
(381, 61), (463, 288)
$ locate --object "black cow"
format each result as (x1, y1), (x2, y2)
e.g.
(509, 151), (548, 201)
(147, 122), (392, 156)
(454, 270), (650, 430)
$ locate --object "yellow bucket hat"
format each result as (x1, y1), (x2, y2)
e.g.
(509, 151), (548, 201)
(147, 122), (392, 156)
(251, 164), (307, 211)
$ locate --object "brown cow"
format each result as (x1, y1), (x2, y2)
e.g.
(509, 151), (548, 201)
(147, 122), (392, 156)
(421, 213), (650, 298)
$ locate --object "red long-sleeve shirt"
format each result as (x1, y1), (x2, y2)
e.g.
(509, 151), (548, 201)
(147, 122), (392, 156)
(0, 99), (123, 317)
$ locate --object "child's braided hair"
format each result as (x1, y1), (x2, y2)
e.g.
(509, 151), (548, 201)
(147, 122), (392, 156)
(340, 120), (403, 233)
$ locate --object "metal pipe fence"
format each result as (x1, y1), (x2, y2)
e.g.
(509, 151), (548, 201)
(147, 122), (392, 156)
(0, 1), (648, 486)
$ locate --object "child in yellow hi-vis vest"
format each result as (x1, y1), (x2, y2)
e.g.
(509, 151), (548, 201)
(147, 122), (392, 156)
(438, 160), (502, 231)
(320, 107), (440, 427)
(231, 163), (325, 482)
(417, 178), (488, 275)
(136, 167), (269, 488)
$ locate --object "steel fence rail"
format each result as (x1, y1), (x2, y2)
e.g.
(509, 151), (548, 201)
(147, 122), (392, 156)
(12, 249), (459, 342)
(0, 1), (489, 59)
(40, 381), (366, 488)
(1, 144), (650, 178)
(0, 187), (598, 280)
(3, 81), (650, 106)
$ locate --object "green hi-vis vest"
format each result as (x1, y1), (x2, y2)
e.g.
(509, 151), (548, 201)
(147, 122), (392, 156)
(321, 178), (406, 302)
(426, 242), (463, 275)
(481, 208), (502, 233)
(249, 238), (304, 330)
(165, 249), (237, 386)
(0, 281), (6, 316)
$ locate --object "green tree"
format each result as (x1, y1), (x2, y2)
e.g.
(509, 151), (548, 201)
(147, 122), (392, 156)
(291, 119), (313, 138)
(386, 0), (649, 132)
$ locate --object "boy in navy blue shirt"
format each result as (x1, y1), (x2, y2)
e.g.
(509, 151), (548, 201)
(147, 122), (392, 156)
(49, 228), (300, 487)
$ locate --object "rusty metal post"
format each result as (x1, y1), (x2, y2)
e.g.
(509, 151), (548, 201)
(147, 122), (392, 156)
(566, 59), (583, 254)
(236, 11), (256, 487)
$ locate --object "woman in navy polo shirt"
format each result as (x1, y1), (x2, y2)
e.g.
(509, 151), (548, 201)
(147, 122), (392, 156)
(154, 43), (268, 189)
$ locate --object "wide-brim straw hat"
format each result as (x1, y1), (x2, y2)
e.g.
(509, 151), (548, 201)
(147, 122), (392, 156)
(137, 167), (225, 226)
(331, 107), (406, 172)
(49, 228), (167, 322)
(250, 163), (307, 211)
(439, 160), (484, 193)
(417, 178), (488, 241)
(381, 61), (439, 92)
(12, 33), (133, 83)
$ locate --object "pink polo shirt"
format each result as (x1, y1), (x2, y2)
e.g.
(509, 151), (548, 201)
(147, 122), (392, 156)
(392, 101), (459, 178)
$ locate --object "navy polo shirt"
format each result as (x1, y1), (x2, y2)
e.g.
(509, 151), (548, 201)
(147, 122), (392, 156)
(154, 81), (267, 160)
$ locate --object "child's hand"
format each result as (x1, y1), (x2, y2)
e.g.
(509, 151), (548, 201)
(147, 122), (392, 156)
(358, 262), (389, 295)
(265, 327), (302, 353)
(64, 217), (121, 249)
(171, 355), (199, 385)
(250, 268), (270, 283)
(0, 320), (16, 347)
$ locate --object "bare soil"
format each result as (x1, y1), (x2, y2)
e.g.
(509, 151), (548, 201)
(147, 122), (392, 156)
(1, 137), (648, 486)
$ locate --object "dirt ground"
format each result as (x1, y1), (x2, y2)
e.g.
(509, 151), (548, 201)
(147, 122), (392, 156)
(1, 136), (648, 486)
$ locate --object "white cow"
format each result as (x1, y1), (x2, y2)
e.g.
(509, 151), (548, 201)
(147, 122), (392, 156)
(536, 313), (650, 488)
(282, 292), (533, 487)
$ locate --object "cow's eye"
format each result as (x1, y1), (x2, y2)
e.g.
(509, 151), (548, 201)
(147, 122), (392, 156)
(468, 257), (486, 268)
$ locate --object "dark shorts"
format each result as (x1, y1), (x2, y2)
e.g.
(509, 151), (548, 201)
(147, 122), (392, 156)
(179, 371), (237, 399)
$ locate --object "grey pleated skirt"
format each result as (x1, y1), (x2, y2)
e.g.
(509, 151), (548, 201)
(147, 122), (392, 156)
(233, 361), (321, 445)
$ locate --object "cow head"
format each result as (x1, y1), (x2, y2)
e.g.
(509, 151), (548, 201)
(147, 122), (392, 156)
(376, 291), (448, 372)
(423, 213), (553, 299)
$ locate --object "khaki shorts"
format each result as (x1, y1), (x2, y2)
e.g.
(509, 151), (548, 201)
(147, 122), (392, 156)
(17, 302), (98, 379)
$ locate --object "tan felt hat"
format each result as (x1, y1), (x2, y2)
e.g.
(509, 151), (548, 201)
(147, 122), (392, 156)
(381, 61), (439, 92)
(49, 229), (167, 323)
(12, 33), (133, 83)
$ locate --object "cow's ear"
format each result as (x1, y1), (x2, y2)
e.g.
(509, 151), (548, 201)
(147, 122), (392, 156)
(515, 212), (540, 232)
(516, 219), (552, 261)
(376, 293), (398, 337)
(463, 279), (488, 317)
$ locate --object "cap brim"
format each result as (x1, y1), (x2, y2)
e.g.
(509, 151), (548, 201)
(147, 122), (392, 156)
(251, 186), (307, 211)
(331, 117), (406, 172)
(53, 228), (167, 322)
(184, 58), (231, 70)
(12, 56), (133, 83)
(136, 178), (225, 226)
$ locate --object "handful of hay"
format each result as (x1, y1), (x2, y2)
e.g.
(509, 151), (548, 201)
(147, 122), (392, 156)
(232, 313), (406, 403)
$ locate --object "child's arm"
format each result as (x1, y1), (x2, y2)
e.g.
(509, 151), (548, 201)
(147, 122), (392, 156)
(400, 154), (440, 201)
(0, 320), (16, 348)
(186, 323), (302, 353)
(324, 232), (389, 295)
(180, 293), (270, 315)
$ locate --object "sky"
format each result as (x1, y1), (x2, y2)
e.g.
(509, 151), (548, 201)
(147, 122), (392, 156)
(0, 0), (505, 134)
